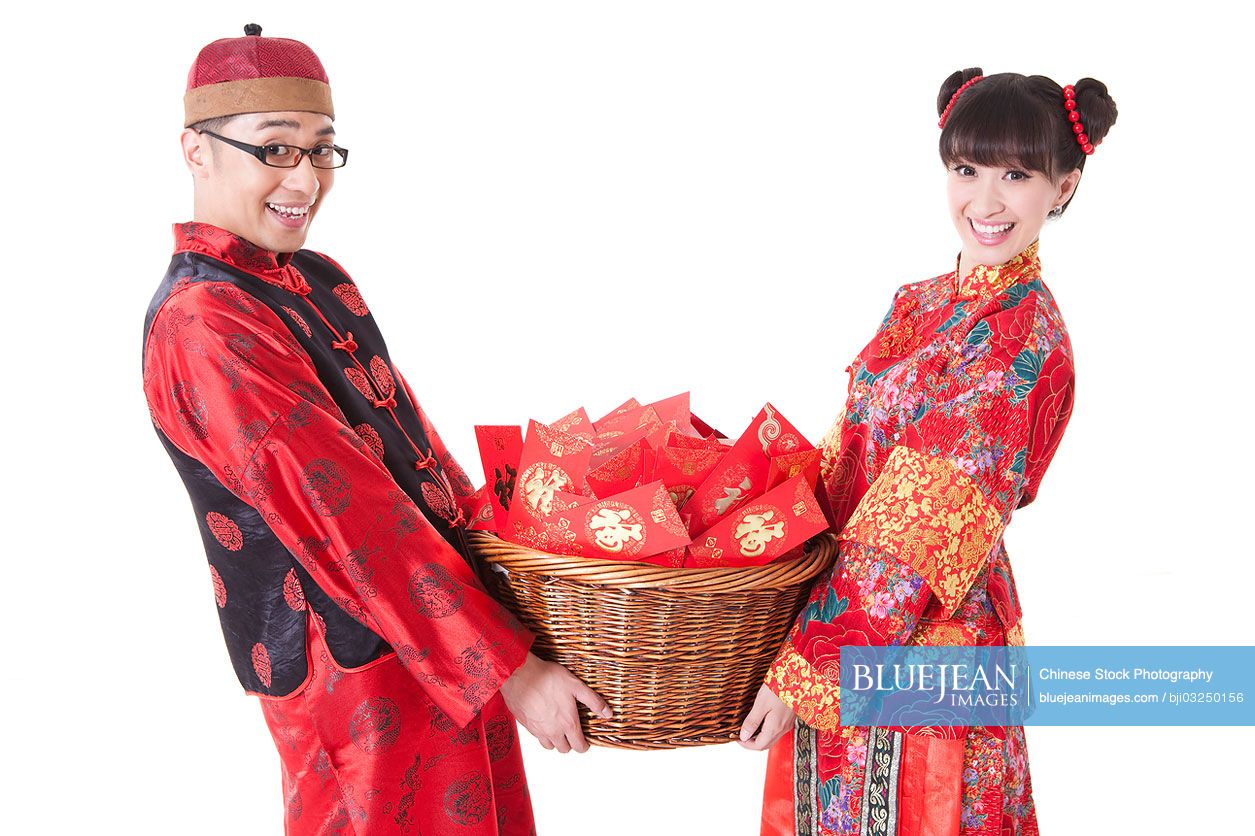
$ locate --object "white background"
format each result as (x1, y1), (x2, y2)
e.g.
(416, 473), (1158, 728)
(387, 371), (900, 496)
(3, 2), (1251, 833)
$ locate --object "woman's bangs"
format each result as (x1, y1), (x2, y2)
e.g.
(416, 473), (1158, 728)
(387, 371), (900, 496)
(940, 88), (1056, 177)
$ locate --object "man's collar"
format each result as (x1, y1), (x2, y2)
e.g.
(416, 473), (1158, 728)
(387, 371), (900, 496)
(172, 222), (310, 295)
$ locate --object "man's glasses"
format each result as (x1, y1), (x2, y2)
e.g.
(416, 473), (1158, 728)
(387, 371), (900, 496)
(199, 130), (349, 169)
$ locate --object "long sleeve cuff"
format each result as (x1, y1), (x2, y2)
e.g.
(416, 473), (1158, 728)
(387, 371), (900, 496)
(765, 640), (841, 731)
(839, 446), (1005, 617)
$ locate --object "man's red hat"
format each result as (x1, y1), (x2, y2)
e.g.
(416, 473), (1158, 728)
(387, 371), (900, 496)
(184, 24), (334, 127)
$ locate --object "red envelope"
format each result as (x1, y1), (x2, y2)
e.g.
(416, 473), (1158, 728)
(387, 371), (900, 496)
(594, 398), (641, 426)
(545, 480), (691, 561)
(475, 425), (524, 517)
(652, 445), (725, 510)
(550, 407), (596, 440)
(637, 547), (687, 568)
(465, 485), (498, 531)
(645, 392), (692, 434)
(665, 431), (725, 452)
(587, 440), (650, 498)
(689, 411), (727, 439)
(766, 449), (822, 491)
(552, 490), (598, 511)
(646, 420), (682, 452)
(505, 420), (595, 548)
(685, 474), (828, 568)
(591, 418), (656, 466)
(685, 403), (810, 534)
(507, 491), (598, 553)
(595, 405), (663, 439)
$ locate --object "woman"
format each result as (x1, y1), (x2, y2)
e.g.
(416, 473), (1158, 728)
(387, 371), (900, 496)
(739, 68), (1118, 835)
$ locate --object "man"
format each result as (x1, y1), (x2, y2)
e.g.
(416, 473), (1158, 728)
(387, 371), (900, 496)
(143, 25), (609, 835)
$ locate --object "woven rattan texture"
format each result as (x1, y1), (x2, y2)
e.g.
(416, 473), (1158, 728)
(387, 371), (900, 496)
(469, 533), (838, 750)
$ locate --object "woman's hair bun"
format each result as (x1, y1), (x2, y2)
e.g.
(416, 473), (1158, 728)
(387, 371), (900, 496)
(937, 67), (983, 117)
(1072, 78), (1118, 146)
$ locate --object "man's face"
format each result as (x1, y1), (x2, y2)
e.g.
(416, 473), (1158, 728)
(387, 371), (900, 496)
(187, 111), (336, 253)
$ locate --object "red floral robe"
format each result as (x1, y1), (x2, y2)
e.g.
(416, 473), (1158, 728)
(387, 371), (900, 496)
(762, 243), (1073, 836)
(143, 223), (536, 834)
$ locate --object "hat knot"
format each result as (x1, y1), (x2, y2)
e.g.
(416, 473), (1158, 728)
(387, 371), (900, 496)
(244, 23), (262, 36)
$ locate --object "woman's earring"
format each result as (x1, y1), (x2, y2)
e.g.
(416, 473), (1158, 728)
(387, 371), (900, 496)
(1049, 205), (1064, 218)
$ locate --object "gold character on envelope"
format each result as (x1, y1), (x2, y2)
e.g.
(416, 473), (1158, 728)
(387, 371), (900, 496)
(588, 507), (645, 553)
(519, 462), (572, 516)
(734, 510), (787, 557)
(715, 476), (753, 516)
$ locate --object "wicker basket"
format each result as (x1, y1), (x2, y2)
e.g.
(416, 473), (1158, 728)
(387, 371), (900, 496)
(468, 532), (838, 750)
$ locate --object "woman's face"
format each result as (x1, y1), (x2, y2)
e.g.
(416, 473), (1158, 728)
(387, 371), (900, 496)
(947, 160), (1080, 275)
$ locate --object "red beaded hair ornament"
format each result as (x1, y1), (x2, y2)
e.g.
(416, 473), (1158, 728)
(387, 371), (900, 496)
(937, 75), (984, 129)
(1063, 84), (1096, 155)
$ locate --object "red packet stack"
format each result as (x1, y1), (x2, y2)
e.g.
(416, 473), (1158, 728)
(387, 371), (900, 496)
(470, 395), (830, 567)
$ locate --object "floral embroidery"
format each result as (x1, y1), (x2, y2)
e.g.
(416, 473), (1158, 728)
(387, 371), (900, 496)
(876, 295), (921, 358)
(840, 446), (1004, 616)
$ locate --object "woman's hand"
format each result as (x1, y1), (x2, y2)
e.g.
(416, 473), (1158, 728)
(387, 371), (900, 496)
(500, 652), (613, 753)
(738, 683), (796, 751)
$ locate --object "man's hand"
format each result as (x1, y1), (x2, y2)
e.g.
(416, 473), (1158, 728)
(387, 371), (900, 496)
(738, 683), (795, 751)
(500, 652), (612, 753)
